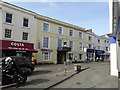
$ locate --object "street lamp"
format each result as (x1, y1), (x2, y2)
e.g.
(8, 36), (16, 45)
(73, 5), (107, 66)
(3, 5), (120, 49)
(93, 46), (96, 61)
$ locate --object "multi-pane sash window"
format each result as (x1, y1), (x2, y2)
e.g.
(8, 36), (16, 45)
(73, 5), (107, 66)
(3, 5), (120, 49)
(79, 32), (82, 38)
(42, 52), (51, 61)
(69, 29), (73, 36)
(23, 32), (28, 40)
(5, 29), (12, 38)
(58, 39), (62, 48)
(23, 18), (29, 27)
(69, 41), (73, 50)
(88, 36), (91, 41)
(79, 42), (82, 51)
(106, 47), (108, 51)
(43, 23), (49, 32)
(43, 37), (49, 48)
(105, 40), (106, 43)
(98, 39), (100, 43)
(6, 13), (12, 23)
(58, 26), (63, 34)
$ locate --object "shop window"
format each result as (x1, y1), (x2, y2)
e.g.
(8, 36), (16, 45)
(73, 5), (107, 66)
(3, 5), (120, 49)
(43, 22), (49, 32)
(42, 52), (51, 61)
(5, 29), (12, 38)
(23, 18), (29, 27)
(69, 41), (73, 51)
(69, 29), (74, 36)
(58, 26), (63, 34)
(79, 31), (82, 38)
(43, 37), (49, 48)
(6, 13), (12, 23)
(23, 32), (28, 40)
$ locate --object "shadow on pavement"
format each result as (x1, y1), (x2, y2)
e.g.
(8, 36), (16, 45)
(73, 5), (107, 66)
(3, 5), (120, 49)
(20, 78), (50, 87)
(32, 70), (52, 75)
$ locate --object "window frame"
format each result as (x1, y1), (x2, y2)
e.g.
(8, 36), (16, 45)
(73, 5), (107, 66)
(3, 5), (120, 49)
(42, 36), (50, 49)
(79, 42), (83, 51)
(42, 52), (51, 61)
(43, 22), (50, 32)
(5, 13), (13, 24)
(78, 31), (83, 38)
(4, 29), (12, 38)
(23, 18), (29, 27)
(57, 26), (63, 35)
(22, 32), (28, 40)
(69, 40), (74, 51)
(69, 29), (74, 37)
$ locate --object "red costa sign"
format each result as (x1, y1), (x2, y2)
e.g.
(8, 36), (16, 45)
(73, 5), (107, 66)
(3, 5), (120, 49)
(0, 40), (37, 52)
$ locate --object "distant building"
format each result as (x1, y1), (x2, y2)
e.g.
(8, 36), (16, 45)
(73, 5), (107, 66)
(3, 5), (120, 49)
(86, 29), (110, 62)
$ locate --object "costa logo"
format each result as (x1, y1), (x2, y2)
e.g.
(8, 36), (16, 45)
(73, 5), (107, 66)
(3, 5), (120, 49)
(11, 42), (24, 47)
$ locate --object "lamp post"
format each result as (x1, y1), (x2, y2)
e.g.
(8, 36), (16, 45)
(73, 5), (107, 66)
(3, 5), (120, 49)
(93, 46), (96, 62)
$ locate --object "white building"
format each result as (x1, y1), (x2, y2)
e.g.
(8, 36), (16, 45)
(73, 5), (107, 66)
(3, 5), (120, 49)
(86, 29), (110, 61)
(108, 1), (120, 77)
(0, 1), (37, 57)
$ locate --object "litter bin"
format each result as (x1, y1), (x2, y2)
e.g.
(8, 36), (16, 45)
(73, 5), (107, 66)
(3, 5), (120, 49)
(74, 64), (81, 72)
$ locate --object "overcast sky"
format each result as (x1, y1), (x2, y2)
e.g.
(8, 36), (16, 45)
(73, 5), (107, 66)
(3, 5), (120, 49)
(3, 0), (109, 36)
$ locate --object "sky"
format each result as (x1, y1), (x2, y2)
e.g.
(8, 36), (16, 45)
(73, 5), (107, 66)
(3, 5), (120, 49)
(4, 1), (109, 36)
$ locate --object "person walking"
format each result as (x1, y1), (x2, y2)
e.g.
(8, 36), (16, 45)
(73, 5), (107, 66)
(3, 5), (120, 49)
(74, 56), (77, 63)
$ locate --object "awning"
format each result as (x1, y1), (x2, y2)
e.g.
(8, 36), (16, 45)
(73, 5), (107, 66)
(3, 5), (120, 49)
(0, 40), (38, 53)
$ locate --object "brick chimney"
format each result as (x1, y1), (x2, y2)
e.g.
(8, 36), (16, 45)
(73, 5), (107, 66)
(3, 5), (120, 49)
(87, 29), (92, 32)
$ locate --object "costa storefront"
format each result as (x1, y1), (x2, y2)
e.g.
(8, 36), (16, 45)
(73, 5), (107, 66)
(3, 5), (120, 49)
(0, 40), (37, 57)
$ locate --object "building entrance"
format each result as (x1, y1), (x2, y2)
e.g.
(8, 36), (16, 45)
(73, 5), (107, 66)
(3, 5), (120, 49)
(57, 51), (66, 64)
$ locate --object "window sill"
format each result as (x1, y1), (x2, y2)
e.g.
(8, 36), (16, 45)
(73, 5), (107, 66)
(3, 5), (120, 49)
(4, 22), (14, 26)
(22, 26), (30, 29)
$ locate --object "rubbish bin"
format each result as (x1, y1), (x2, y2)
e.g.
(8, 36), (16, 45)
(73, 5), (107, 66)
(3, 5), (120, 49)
(74, 64), (81, 72)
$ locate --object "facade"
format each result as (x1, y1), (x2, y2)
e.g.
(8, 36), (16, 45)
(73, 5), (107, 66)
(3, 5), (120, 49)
(86, 29), (110, 62)
(34, 15), (86, 64)
(109, 1), (120, 77)
(0, 1), (110, 65)
(0, 1), (37, 58)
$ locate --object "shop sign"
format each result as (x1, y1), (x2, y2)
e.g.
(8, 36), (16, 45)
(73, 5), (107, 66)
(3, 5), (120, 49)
(1, 40), (37, 52)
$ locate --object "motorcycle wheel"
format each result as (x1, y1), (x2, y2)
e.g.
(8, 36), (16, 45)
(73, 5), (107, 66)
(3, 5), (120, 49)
(17, 74), (27, 84)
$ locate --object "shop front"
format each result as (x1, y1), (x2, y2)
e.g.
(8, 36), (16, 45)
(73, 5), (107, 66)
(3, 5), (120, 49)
(95, 50), (105, 61)
(0, 40), (37, 58)
(86, 49), (94, 61)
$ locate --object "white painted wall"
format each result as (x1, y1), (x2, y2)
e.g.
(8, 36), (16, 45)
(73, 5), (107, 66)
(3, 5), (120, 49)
(1, 2), (36, 44)
(110, 43), (118, 77)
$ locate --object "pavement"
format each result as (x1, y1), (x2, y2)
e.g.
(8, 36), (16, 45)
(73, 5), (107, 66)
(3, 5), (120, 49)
(1, 61), (119, 89)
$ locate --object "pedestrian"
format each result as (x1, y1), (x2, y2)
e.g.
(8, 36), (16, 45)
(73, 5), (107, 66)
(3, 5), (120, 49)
(96, 57), (99, 61)
(69, 56), (72, 64)
(100, 57), (102, 61)
(85, 56), (88, 63)
(74, 56), (77, 63)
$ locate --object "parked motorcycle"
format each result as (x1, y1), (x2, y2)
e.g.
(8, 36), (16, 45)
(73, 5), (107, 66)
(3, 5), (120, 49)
(2, 67), (28, 85)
